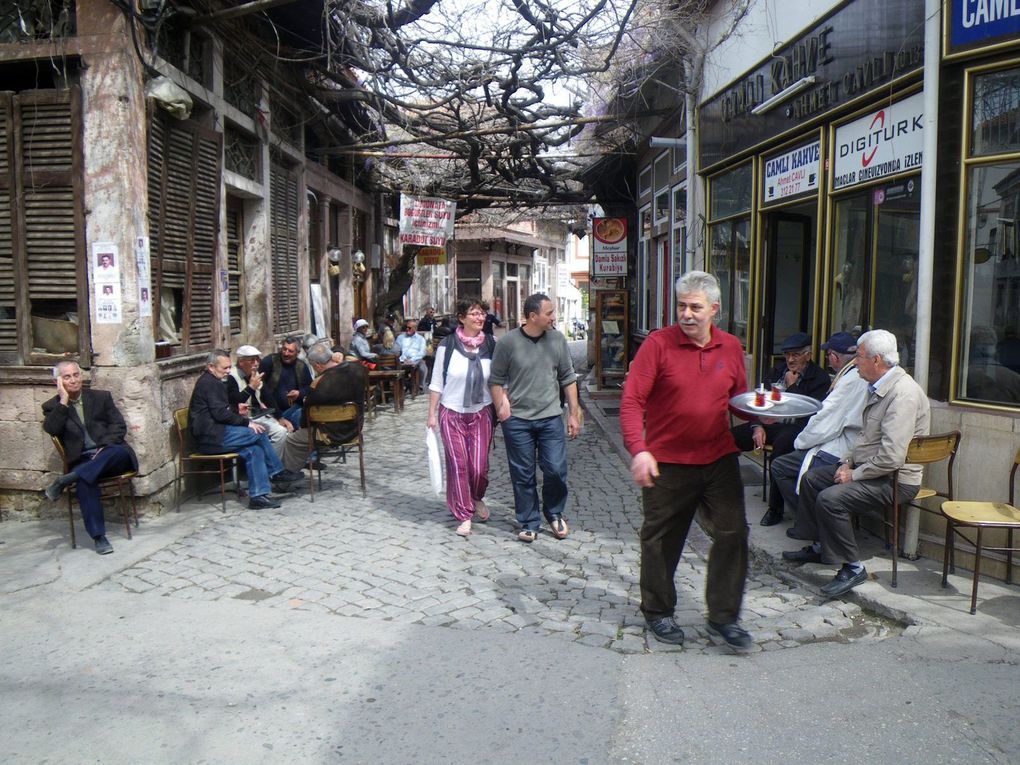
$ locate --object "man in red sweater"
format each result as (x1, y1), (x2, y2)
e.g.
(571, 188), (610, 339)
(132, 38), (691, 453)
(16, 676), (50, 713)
(620, 270), (753, 651)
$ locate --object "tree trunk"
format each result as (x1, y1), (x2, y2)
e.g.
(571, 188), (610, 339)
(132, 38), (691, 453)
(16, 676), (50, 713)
(372, 247), (418, 326)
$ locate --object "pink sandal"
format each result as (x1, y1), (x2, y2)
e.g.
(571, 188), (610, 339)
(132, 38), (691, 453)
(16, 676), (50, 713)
(456, 519), (472, 536)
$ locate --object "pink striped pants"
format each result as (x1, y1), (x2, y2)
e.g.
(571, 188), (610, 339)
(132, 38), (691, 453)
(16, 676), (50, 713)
(438, 404), (495, 522)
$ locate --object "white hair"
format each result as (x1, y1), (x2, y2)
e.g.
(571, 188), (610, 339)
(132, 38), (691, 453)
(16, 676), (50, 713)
(857, 329), (899, 366)
(675, 270), (721, 306)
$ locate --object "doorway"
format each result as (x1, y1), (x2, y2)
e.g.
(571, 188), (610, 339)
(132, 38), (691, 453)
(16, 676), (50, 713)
(761, 202), (816, 376)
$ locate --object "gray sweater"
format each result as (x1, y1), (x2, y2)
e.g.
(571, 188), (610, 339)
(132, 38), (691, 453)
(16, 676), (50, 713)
(489, 327), (576, 420)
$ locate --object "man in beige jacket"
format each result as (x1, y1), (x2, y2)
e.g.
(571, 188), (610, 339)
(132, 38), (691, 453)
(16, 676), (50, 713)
(782, 329), (930, 597)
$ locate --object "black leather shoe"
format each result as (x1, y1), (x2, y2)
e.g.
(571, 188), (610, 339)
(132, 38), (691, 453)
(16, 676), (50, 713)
(821, 565), (868, 597)
(305, 460), (327, 471)
(706, 621), (753, 651)
(759, 507), (784, 526)
(94, 535), (113, 555)
(249, 495), (282, 509)
(271, 469), (304, 484)
(44, 472), (77, 502)
(786, 526), (812, 540)
(646, 616), (685, 645)
(782, 545), (822, 564)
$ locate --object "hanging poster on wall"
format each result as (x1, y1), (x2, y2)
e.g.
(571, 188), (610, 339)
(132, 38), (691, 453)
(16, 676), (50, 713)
(592, 217), (628, 277)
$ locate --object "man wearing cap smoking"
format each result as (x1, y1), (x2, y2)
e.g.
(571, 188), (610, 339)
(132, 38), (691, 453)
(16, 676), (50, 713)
(761, 331), (869, 528)
(731, 332), (830, 511)
(229, 345), (293, 455)
(257, 336), (312, 429)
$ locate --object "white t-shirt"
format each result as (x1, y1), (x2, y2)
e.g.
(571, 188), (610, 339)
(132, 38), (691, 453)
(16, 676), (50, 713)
(429, 344), (493, 413)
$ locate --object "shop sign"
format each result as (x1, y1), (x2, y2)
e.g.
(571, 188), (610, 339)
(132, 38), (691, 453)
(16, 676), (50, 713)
(699, 0), (925, 170)
(948, 0), (1020, 53)
(832, 92), (924, 190)
(416, 246), (448, 266)
(763, 140), (821, 203)
(399, 194), (456, 251)
(592, 217), (628, 276)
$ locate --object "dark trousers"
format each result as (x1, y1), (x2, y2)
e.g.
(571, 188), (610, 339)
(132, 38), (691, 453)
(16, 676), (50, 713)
(639, 454), (748, 624)
(731, 421), (805, 458)
(797, 463), (920, 565)
(70, 444), (135, 539)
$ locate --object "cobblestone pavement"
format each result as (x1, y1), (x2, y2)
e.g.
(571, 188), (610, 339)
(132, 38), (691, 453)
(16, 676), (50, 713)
(99, 395), (897, 655)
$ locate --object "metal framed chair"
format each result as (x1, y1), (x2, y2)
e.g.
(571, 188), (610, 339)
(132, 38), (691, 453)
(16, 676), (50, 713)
(172, 407), (242, 512)
(886, 431), (961, 588)
(306, 402), (366, 500)
(941, 445), (1020, 614)
(51, 436), (137, 549)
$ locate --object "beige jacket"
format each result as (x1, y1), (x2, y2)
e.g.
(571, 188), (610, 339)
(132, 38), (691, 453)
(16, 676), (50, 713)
(849, 366), (930, 486)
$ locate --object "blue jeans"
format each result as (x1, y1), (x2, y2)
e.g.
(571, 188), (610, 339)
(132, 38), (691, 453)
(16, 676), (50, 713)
(501, 415), (568, 531)
(218, 425), (286, 498)
(281, 405), (302, 429)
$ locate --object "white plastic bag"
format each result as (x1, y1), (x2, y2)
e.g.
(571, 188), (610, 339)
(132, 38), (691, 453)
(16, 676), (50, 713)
(425, 427), (444, 495)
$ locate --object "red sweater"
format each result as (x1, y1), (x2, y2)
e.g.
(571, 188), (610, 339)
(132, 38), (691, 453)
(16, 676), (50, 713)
(620, 324), (747, 465)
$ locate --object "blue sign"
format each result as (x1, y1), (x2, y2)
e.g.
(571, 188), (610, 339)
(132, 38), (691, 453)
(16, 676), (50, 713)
(950, 0), (1020, 51)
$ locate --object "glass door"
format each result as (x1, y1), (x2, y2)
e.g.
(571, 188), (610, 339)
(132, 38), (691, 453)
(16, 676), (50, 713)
(761, 207), (815, 377)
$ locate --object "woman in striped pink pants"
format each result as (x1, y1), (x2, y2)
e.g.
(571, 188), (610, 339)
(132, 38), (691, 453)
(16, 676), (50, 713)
(427, 299), (497, 536)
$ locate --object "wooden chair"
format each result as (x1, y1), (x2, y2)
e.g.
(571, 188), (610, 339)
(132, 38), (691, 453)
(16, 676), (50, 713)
(306, 403), (366, 500)
(886, 431), (961, 588)
(172, 407), (242, 512)
(941, 445), (1020, 614)
(51, 436), (137, 549)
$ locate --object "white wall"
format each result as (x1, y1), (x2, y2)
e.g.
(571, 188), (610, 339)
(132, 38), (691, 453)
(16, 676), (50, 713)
(701, 0), (843, 101)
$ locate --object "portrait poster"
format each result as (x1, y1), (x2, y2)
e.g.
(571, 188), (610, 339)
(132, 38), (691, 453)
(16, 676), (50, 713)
(135, 236), (152, 318)
(92, 242), (120, 284)
(94, 281), (122, 324)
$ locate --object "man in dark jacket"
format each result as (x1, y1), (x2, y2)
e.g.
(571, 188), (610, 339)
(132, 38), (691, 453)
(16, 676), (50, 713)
(42, 360), (138, 554)
(280, 343), (367, 472)
(731, 332), (831, 459)
(189, 350), (303, 509)
(257, 336), (312, 429)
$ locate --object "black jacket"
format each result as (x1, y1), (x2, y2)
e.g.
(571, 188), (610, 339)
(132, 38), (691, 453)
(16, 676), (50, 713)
(766, 359), (830, 402)
(188, 371), (248, 451)
(42, 388), (138, 469)
(257, 354), (313, 413)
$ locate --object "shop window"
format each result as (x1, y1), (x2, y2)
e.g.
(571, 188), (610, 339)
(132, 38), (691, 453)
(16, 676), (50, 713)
(636, 204), (652, 332)
(671, 183), (687, 314)
(307, 192), (321, 282)
(707, 164), (753, 344)
(457, 260), (482, 299)
(492, 261), (504, 319)
(0, 88), (87, 366)
(148, 109), (222, 355)
(955, 65), (1020, 407)
(829, 180), (920, 368)
(269, 161), (300, 335)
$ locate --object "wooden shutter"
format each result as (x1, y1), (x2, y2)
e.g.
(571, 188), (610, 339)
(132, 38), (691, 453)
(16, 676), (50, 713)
(270, 162), (299, 334)
(225, 197), (243, 336)
(147, 110), (222, 352)
(0, 88), (84, 365)
(0, 94), (15, 358)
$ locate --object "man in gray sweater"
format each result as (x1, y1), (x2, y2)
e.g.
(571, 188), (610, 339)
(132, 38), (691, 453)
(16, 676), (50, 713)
(490, 293), (581, 543)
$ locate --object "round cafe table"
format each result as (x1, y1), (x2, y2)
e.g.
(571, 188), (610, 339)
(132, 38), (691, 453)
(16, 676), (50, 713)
(729, 391), (822, 419)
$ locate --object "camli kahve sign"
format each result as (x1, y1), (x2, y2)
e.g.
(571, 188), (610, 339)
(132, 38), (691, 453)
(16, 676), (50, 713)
(400, 194), (456, 266)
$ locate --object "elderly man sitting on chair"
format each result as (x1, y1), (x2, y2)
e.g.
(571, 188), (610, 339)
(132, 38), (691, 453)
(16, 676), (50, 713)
(280, 342), (368, 473)
(189, 350), (304, 509)
(42, 360), (138, 554)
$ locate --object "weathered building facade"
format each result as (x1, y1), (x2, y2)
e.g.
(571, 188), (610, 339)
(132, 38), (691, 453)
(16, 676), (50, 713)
(0, 0), (384, 517)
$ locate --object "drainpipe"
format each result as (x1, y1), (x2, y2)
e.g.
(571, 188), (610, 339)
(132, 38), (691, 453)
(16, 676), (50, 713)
(685, 88), (700, 272)
(904, 0), (940, 558)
